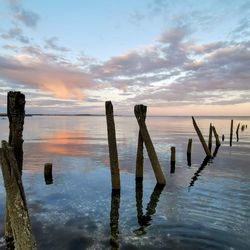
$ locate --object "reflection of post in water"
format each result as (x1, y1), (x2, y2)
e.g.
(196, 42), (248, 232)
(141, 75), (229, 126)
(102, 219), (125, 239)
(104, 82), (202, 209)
(134, 182), (165, 235)
(136, 179), (144, 226)
(236, 123), (240, 142)
(110, 190), (120, 250)
(189, 156), (210, 188)
(212, 145), (220, 158)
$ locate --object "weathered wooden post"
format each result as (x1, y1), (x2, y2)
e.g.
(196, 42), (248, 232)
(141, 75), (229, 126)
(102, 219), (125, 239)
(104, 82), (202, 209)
(44, 163), (53, 185)
(208, 123), (213, 152)
(236, 123), (240, 142)
(170, 146), (176, 173)
(110, 191), (120, 249)
(230, 120), (233, 147)
(187, 139), (192, 166)
(135, 105), (147, 180)
(105, 101), (120, 192)
(222, 134), (225, 141)
(192, 117), (212, 157)
(134, 105), (166, 185)
(0, 141), (37, 250)
(5, 91), (25, 244)
(7, 91), (25, 172)
(212, 126), (221, 147)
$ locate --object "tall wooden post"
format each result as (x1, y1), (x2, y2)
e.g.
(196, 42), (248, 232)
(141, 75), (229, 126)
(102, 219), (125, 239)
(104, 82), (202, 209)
(192, 117), (211, 157)
(134, 105), (166, 185)
(5, 91), (25, 243)
(230, 120), (233, 147)
(105, 101), (120, 191)
(208, 123), (212, 152)
(187, 138), (192, 166)
(7, 91), (25, 172)
(135, 105), (147, 180)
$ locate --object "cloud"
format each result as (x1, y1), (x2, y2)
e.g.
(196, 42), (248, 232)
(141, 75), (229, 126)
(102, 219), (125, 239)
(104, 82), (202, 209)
(14, 8), (40, 28)
(1, 27), (29, 43)
(0, 49), (96, 100)
(126, 41), (250, 106)
(45, 37), (70, 52)
(6, 0), (40, 28)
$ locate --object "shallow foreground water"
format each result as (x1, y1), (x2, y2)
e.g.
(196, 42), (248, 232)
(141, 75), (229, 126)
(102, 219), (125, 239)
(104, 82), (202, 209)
(0, 115), (250, 249)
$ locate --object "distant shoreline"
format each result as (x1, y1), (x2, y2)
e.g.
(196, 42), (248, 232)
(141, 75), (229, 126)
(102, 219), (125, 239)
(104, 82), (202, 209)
(0, 113), (250, 118)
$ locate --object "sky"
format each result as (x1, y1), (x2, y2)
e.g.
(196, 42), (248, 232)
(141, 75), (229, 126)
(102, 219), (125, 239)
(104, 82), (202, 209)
(0, 0), (250, 115)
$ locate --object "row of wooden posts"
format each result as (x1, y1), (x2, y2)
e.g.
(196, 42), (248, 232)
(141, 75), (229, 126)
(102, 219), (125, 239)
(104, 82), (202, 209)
(0, 92), (248, 249)
(106, 101), (248, 192)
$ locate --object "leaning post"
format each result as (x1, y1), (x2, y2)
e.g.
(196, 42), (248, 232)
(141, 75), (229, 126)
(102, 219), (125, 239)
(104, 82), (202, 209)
(134, 105), (166, 185)
(192, 117), (212, 157)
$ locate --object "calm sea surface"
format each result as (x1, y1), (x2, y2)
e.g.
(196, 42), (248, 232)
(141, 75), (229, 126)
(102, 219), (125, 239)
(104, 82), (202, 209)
(0, 116), (250, 249)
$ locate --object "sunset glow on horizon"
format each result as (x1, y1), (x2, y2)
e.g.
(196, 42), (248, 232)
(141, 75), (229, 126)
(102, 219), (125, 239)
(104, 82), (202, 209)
(0, 0), (250, 115)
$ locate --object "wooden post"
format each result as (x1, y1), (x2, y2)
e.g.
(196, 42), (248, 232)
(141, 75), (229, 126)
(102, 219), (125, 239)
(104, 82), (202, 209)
(105, 101), (120, 191)
(135, 105), (147, 180)
(44, 163), (53, 185)
(212, 126), (221, 147)
(5, 91), (25, 243)
(222, 134), (225, 141)
(208, 123), (212, 152)
(0, 141), (36, 250)
(134, 105), (166, 185)
(187, 139), (192, 166)
(170, 146), (176, 173)
(7, 91), (25, 173)
(236, 123), (240, 142)
(230, 120), (233, 147)
(192, 117), (212, 157)
(110, 191), (120, 249)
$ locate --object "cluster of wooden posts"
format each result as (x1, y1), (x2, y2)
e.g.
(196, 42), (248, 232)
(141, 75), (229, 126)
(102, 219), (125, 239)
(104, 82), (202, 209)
(106, 101), (248, 192)
(0, 92), (248, 249)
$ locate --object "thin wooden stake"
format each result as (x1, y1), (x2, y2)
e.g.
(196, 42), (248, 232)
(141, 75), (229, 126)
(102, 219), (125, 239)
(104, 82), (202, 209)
(135, 105), (147, 180)
(170, 146), (176, 173)
(230, 120), (233, 147)
(192, 117), (212, 157)
(208, 123), (212, 152)
(134, 105), (166, 185)
(105, 101), (120, 191)
(212, 126), (221, 147)
(187, 138), (192, 166)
